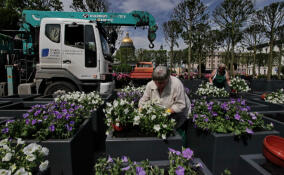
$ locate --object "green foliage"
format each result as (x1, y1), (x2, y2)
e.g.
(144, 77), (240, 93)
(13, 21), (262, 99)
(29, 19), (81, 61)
(70, 0), (108, 12)
(113, 64), (132, 73)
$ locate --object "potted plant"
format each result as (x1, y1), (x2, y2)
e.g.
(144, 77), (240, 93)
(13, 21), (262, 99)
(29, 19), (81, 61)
(0, 138), (49, 175)
(0, 91), (104, 175)
(230, 77), (251, 97)
(187, 98), (278, 175)
(116, 85), (145, 107)
(262, 89), (284, 104)
(104, 100), (182, 161)
(196, 82), (229, 98)
(94, 147), (212, 175)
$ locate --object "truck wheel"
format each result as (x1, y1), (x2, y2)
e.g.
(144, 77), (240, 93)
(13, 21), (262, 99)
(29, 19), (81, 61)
(43, 81), (77, 96)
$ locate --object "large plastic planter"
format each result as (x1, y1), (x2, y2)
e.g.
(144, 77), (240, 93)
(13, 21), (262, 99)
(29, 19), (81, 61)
(106, 131), (183, 161)
(0, 94), (41, 102)
(260, 111), (284, 137)
(186, 124), (279, 175)
(250, 80), (284, 93)
(0, 101), (50, 118)
(248, 97), (284, 111)
(0, 100), (12, 107)
(239, 154), (284, 175)
(24, 117), (94, 175)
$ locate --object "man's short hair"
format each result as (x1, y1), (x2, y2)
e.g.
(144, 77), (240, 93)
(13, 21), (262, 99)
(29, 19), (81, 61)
(152, 66), (170, 81)
(218, 63), (226, 69)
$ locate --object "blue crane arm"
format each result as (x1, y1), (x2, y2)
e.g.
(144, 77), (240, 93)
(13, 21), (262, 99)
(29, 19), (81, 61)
(21, 10), (158, 47)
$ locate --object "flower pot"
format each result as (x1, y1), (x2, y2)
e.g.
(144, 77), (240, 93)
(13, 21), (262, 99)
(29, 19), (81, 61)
(240, 154), (284, 175)
(260, 111), (284, 137)
(263, 135), (284, 168)
(23, 117), (95, 175)
(112, 124), (123, 131)
(261, 93), (267, 100)
(106, 131), (182, 161)
(186, 124), (279, 175)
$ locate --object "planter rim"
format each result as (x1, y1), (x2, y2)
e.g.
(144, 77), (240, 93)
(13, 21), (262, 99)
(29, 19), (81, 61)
(211, 130), (279, 137)
(107, 131), (181, 141)
(240, 154), (271, 175)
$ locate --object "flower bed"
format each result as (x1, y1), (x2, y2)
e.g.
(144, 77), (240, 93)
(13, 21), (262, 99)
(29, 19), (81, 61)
(187, 98), (278, 174)
(116, 85), (145, 106)
(0, 138), (49, 175)
(230, 77), (250, 93)
(104, 100), (176, 139)
(96, 147), (212, 175)
(189, 98), (273, 135)
(263, 89), (284, 104)
(196, 82), (229, 98)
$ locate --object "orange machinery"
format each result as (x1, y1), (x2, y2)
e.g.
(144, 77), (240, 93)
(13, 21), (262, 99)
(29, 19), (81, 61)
(129, 62), (153, 79)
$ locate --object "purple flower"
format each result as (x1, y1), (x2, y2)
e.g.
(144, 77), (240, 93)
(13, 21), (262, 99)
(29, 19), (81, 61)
(207, 106), (212, 111)
(175, 151), (181, 156)
(225, 116), (230, 120)
(2, 128), (9, 133)
(107, 156), (113, 163)
(56, 113), (63, 119)
(182, 148), (193, 160)
(175, 166), (185, 175)
(34, 110), (41, 116)
(169, 148), (176, 154)
(25, 119), (30, 125)
(246, 106), (251, 111)
(43, 115), (48, 120)
(230, 99), (236, 104)
(240, 108), (248, 112)
(204, 118), (209, 122)
(23, 113), (29, 118)
(122, 166), (130, 171)
(234, 114), (241, 120)
(241, 100), (246, 105)
(70, 121), (75, 125)
(221, 103), (228, 110)
(136, 167), (146, 175)
(246, 128), (254, 134)
(212, 112), (218, 117)
(49, 124), (55, 132)
(32, 119), (37, 125)
(121, 156), (128, 163)
(66, 124), (72, 131)
(247, 120), (253, 125)
(250, 113), (257, 120)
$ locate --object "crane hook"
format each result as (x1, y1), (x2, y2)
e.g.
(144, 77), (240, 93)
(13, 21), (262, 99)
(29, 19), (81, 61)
(149, 43), (154, 49)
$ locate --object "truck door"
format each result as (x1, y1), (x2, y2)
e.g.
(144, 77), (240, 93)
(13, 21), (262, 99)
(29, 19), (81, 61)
(62, 23), (99, 80)
(39, 23), (62, 68)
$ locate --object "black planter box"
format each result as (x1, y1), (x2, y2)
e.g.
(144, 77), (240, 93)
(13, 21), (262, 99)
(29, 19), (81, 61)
(248, 97), (284, 111)
(182, 79), (203, 93)
(251, 80), (284, 93)
(260, 111), (284, 137)
(239, 154), (284, 175)
(106, 131), (182, 161)
(25, 117), (94, 175)
(186, 124), (279, 175)
(30, 95), (54, 102)
(0, 101), (12, 107)
(0, 101), (50, 118)
(148, 158), (213, 175)
(0, 94), (41, 102)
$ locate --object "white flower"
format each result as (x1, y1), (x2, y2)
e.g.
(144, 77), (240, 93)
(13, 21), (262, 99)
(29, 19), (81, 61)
(23, 143), (41, 155)
(162, 134), (166, 140)
(2, 152), (12, 162)
(115, 123), (120, 127)
(153, 125), (160, 132)
(26, 154), (36, 162)
(151, 115), (156, 120)
(9, 164), (16, 173)
(41, 147), (49, 156)
(133, 116), (141, 126)
(17, 138), (25, 145)
(105, 131), (109, 135)
(0, 139), (8, 147)
(13, 168), (28, 175)
(39, 160), (49, 172)
(113, 100), (118, 107)
(0, 169), (11, 175)
(124, 108), (129, 114)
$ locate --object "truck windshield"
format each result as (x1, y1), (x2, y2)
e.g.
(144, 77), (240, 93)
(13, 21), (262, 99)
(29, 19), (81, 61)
(100, 33), (111, 61)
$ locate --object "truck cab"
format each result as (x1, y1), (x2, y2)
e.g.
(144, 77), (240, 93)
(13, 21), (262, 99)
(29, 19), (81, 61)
(129, 62), (153, 79)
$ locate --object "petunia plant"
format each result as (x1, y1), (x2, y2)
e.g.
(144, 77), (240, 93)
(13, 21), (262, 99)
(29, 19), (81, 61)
(1, 101), (86, 140)
(196, 82), (229, 98)
(104, 99), (139, 135)
(0, 138), (49, 175)
(264, 88), (284, 104)
(189, 98), (273, 135)
(117, 85), (145, 106)
(230, 77), (250, 93)
(55, 91), (104, 116)
(138, 102), (176, 139)
(94, 147), (203, 175)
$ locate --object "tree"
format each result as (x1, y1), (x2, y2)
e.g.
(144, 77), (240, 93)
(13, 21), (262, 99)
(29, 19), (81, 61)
(71, 0), (108, 12)
(213, 0), (254, 76)
(242, 14), (266, 77)
(205, 29), (222, 70)
(256, 2), (284, 80)
(25, 0), (63, 11)
(163, 20), (182, 73)
(172, 0), (208, 76)
(275, 25), (284, 79)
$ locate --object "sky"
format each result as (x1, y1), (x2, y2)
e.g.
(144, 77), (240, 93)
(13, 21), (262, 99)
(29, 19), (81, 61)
(62, 0), (283, 51)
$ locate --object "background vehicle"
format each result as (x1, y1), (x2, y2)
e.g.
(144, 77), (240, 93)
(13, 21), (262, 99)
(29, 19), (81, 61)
(0, 10), (157, 96)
